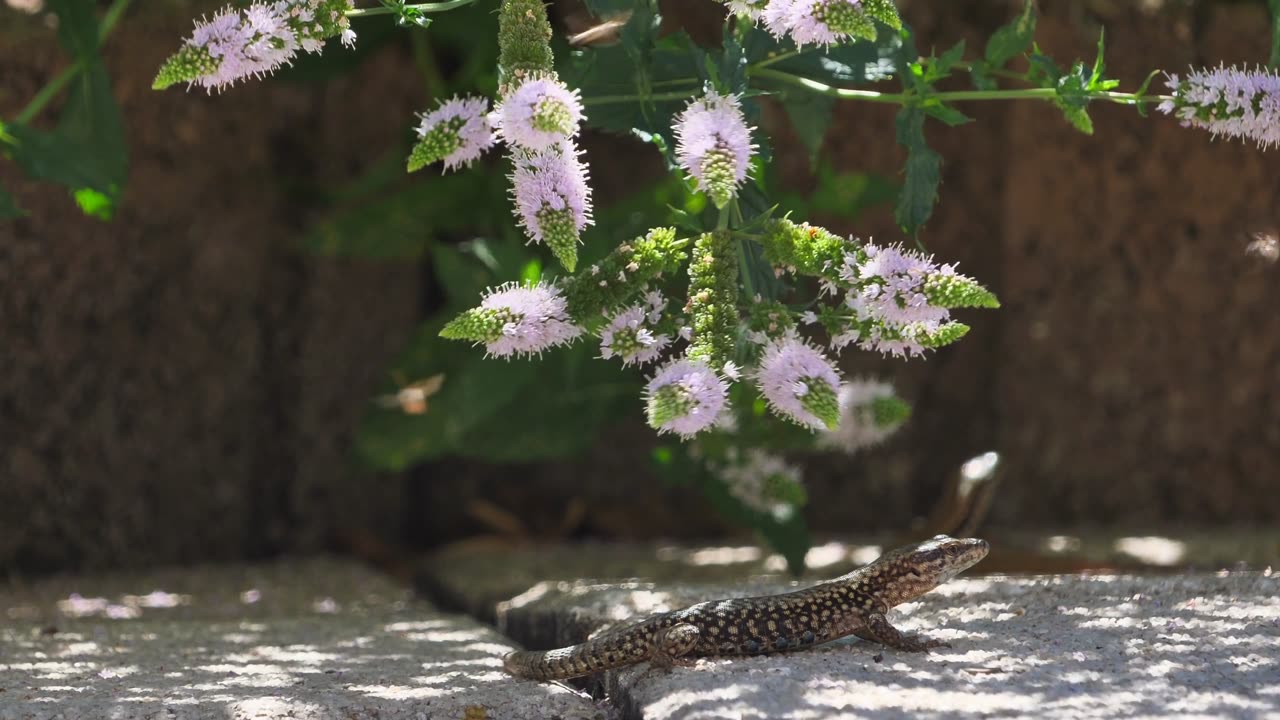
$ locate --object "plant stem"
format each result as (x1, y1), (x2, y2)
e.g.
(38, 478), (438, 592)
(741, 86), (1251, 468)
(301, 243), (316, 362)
(582, 88), (700, 107)
(410, 31), (443, 96)
(347, 0), (478, 17)
(15, 0), (134, 124)
(748, 48), (804, 71)
(750, 66), (1173, 105)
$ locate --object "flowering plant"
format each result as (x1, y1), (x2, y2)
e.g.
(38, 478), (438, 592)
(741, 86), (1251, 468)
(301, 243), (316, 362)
(5, 0), (1276, 568)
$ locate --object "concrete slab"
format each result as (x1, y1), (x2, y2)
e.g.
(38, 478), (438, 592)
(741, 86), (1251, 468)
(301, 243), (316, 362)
(422, 530), (1280, 625)
(500, 572), (1280, 720)
(0, 558), (606, 720)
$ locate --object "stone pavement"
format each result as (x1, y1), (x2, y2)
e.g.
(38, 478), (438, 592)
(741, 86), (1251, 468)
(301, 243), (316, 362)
(501, 572), (1280, 719)
(0, 558), (604, 720)
(3, 538), (1279, 720)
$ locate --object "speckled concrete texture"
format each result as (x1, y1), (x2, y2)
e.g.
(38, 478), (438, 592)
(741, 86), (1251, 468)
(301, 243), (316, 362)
(500, 572), (1280, 719)
(0, 558), (605, 720)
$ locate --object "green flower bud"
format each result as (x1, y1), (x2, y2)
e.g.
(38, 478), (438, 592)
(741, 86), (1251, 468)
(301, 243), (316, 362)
(153, 46), (218, 90)
(870, 394), (911, 428)
(760, 219), (863, 280)
(498, 0), (555, 83)
(647, 384), (693, 430)
(799, 378), (841, 430)
(562, 227), (689, 319)
(861, 0), (903, 31)
(688, 230), (739, 366)
(439, 308), (509, 343)
(407, 118), (465, 172)
(532, 98), (576, 136)
(819, 2), (878, 42)
(537, 207), (579, 272)
(746, 299), (796, 342)
(700, 147), (740, 209)
(763, 472), (809, 507)
(909, 321), (970, 348)
(923, 273), (1000, 309)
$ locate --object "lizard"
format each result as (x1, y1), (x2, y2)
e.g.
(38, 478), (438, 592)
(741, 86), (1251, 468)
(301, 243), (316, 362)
(503, 534), (989, 681)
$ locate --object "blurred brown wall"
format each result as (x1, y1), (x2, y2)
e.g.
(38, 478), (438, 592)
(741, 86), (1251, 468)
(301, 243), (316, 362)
(0, 8), (422, 573)
(2, 1), (1278, 574)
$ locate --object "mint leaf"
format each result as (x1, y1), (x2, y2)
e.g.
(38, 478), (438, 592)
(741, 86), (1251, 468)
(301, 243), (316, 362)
(781, 92), (834, 168)
(985, 0), (1036, 70)
(894, 106), (941, 236)
(3, 0), (127, 219)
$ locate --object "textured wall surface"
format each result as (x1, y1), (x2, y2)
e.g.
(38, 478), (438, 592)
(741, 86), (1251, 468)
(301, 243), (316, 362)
(0, 10), (419, 572)
(2, 1), (1278, 574)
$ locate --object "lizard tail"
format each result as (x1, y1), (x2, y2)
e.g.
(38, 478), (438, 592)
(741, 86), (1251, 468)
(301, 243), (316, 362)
(502, 642), (643, 681)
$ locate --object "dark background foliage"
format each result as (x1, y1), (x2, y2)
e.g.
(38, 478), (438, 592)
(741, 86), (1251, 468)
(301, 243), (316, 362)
(1, 0), (1278, 576)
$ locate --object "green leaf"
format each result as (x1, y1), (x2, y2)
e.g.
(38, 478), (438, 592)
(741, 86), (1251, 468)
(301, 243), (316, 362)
(303, 170), (508, 259)
(968, 60), (996, 91)
(985, 0), (1036, 70)
(919, 39), (965, 83)
(922, 101), (972, 127)
(1271, 0), (1280, 69)
(0, 187), (25, 219)
(2, 0), (127, 219)
(771, 161), (897, 220)
(893, 106), (941, 236)
(519, 258), (543, 285)
(781, 92), (834, 168)
(356, 322), (636, 469)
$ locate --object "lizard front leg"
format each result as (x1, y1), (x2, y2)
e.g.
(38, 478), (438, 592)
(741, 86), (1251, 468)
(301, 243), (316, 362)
(853, 612), (950, 652)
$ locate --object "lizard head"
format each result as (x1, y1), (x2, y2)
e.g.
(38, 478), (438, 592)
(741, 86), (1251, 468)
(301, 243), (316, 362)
(868, 535), (989, 607)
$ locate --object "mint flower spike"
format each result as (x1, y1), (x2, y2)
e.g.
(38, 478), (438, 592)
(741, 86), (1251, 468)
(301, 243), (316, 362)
(759, 218), (858, 279)
(440, 281), (583, 359)
(746, 299), (797, 345)
(510, 143), (592, 272)
(820, 302), (970, 358)
(645, 358), (729, 438)
(492, 77), (585, 152)
(842, 242), (998, 324)
(408, 96), (496, 173)
(764, 0), (899, 47)
(600, 291), (672, 367)
(674, 91), (756, 209)
(866, 320), (970, 358)
(562, 228), (689, 319)
(718, 0), (768, 22)
(154, 0), (356, 92)
(715, 448), (807, 521)
(755, 333), (843, 430)
(1159, 65), (1280, 150)
(817, 379), (910, 454)
(687, 230), (739, 368)
(497, 0), (555, 82)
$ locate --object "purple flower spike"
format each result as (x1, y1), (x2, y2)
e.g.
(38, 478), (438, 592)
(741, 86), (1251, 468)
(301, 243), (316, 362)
(674, 90), (756, 208)
(492, 77), (585, 152)
(409, 96), (496, 172)
(645, 358), (729, 438)
(601, 292), (671, 367)
(511, 143), (593, 271)
(1160, 65), (1280, 150)
(478, 282), (583, 359)
(755, 334), (842, 430)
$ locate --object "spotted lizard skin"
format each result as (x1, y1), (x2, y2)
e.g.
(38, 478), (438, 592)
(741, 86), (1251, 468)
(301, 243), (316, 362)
(503, 535), (989, 680)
